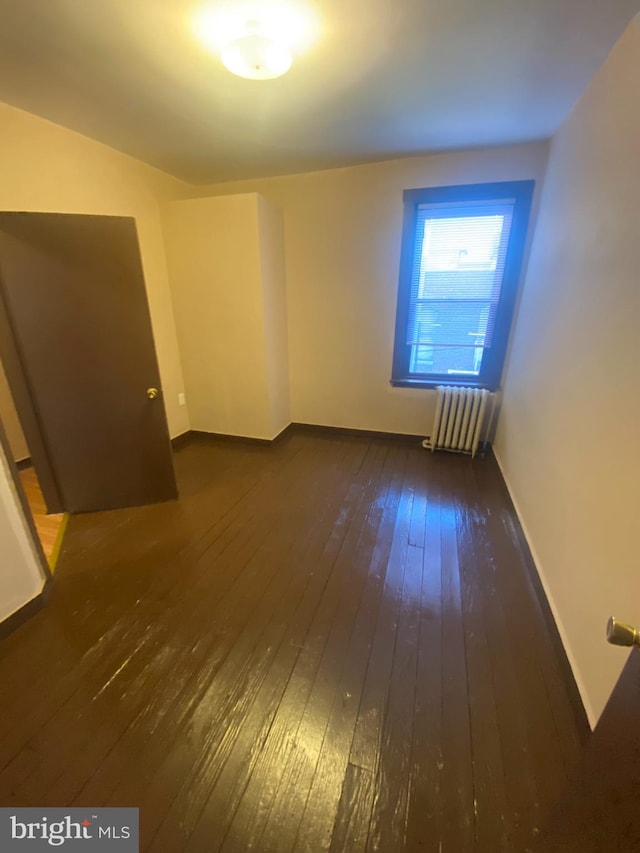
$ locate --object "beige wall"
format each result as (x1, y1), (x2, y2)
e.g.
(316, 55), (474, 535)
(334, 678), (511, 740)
(0, 101), (190, 439)
(163, 193), (289, 440)
(257, 196), (290, 438)
(494, 21), (640, 725)
(191, 142), (549, 435)
(0, 362), (29, 462)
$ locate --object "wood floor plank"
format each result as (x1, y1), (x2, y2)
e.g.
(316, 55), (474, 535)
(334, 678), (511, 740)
(366, 541), (422, 852)
(405, 451), (444, 853)
(346, 454), (413, 778)
(329, 763), (375, 853)
(293, 450), (418, 853)
(438, 457), (475, 851)
(18, 466), (66, 562)
(222, 443), (404, 853)
(453, 459), (511, 851)
(461, 460), (542, 851)
(471, 462), (575, 819)
(0, 443), (288, 734)
(324, 450), (412, 853)
(480, 459), (588, 763)
(145, 439), (367, 851)
(0, 433), (588, 853)
(79, 439), (358, 835)
(157, 440), (388, 852)
(2, 440), (317, 804)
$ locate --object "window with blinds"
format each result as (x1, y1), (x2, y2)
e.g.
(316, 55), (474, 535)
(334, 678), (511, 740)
(392, 181), (534, 390)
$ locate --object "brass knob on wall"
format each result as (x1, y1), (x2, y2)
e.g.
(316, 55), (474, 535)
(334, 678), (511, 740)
(606, 616), (640, 647)
(147, 387), (159, 400)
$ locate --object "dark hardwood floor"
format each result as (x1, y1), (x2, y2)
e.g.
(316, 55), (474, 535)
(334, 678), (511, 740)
(0, 430), (589, 851)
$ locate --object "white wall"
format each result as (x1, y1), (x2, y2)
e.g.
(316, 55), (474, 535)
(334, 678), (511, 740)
(0, 441), (47, 621)
(191, 142), (549, 435)
(163, 193), (290, 440)
(494, 20), (640, 725)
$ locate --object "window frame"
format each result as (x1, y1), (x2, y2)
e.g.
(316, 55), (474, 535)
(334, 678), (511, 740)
(391, 180), (535, 391)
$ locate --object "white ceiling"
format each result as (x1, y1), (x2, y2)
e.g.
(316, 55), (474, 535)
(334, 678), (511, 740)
(0, 0), (637, 184)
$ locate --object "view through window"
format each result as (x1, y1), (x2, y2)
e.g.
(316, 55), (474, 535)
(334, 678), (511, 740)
(392, 182), (534, 390)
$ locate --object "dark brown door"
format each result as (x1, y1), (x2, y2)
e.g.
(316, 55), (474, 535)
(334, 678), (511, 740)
(0, 212), (177, 513)
(535, 647), (640, 852)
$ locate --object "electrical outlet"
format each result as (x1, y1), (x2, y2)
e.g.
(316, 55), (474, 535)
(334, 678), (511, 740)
(178, 392), (186, 407)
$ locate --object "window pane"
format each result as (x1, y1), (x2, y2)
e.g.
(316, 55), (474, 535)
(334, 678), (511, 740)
(410, 299), (491, 347)
(392, 181), (535, 390)
(421, 215), (504, 275)
(410, 343), (485, 376)
(406, 202), (514, 377)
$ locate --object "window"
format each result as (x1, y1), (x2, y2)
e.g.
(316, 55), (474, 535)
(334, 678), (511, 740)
(391, 180), (534, 391)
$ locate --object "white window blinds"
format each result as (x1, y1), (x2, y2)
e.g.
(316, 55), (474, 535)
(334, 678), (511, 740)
(406, 199), (515, 377)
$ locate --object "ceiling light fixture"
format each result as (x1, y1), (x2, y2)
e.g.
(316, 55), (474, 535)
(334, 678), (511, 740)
(221, 20), (292, 80)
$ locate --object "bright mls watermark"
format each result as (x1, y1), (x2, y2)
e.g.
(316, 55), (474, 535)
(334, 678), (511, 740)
(0, 809), (138, 850)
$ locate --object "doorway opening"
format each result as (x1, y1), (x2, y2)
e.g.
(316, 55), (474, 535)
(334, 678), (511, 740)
(0, 358), (66, 569)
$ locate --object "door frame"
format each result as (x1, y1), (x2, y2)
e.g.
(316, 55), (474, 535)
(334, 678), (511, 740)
(0, 276), (64, 513)
(0, 405), (52, 583)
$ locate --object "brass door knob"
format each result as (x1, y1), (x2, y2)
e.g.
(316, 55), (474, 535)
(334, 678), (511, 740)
(147, 387), (159, 400)
(606, 617), (640, 647)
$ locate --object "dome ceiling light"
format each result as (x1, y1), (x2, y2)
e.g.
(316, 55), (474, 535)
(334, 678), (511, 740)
(192, 3), (319, 83)
(221, 20), (292, 80)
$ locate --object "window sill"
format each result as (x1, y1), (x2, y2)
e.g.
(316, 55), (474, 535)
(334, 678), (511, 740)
(390, 377), (497, 391)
